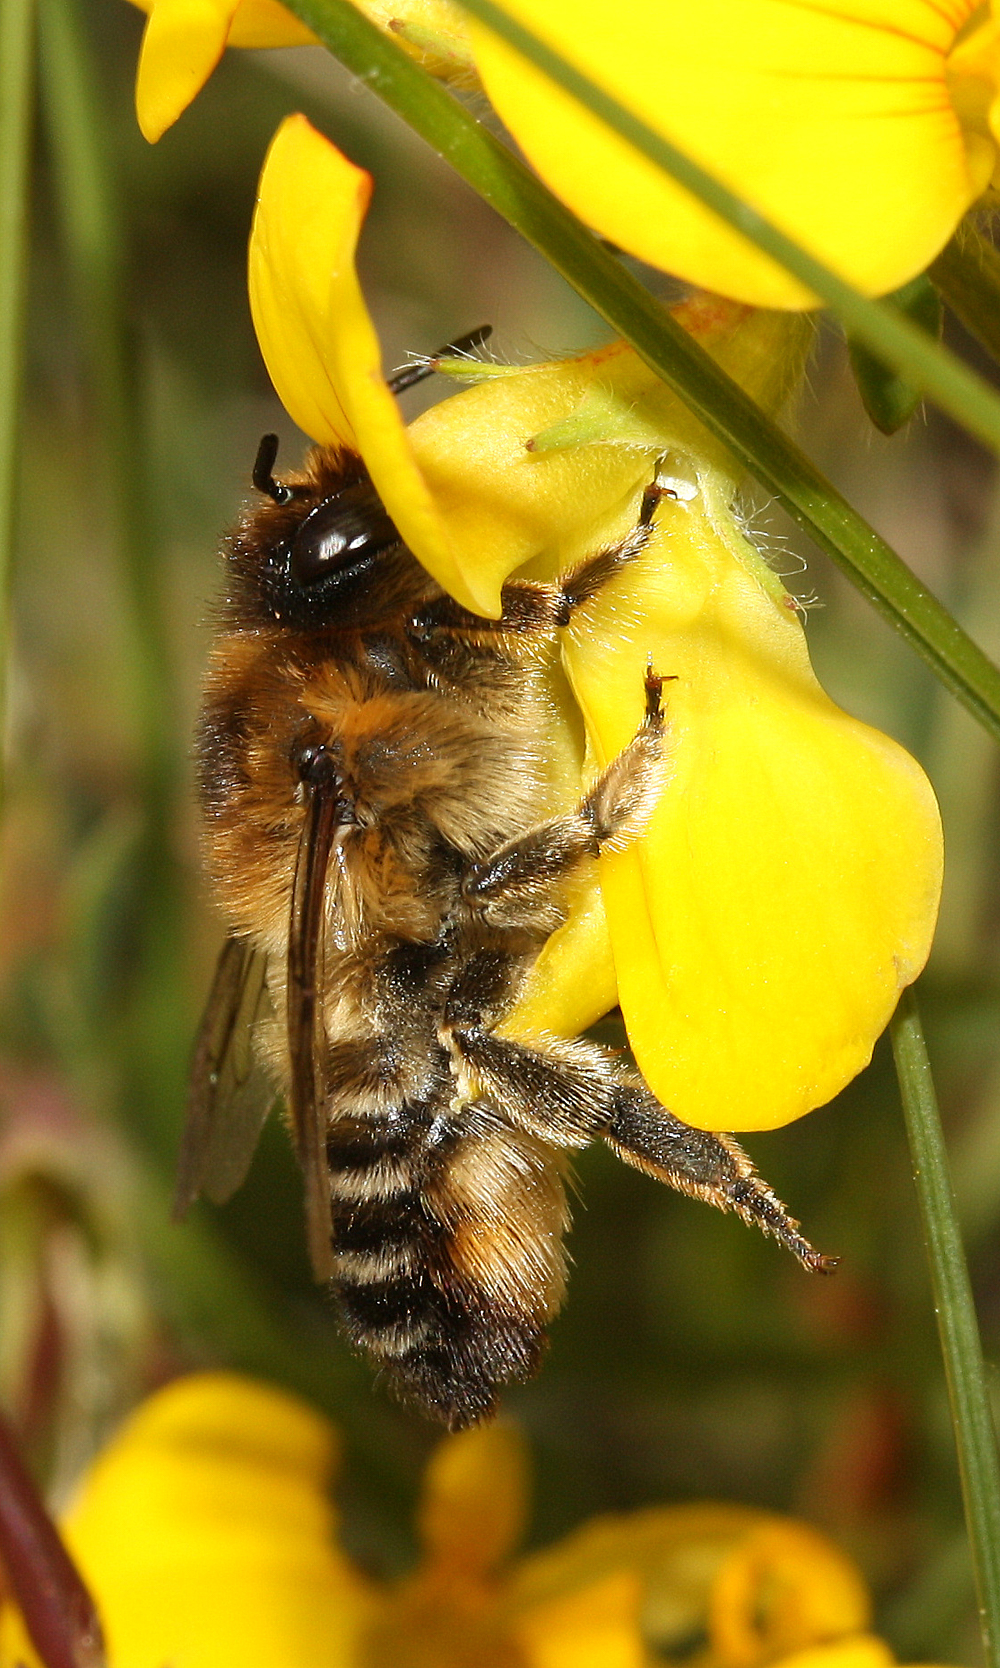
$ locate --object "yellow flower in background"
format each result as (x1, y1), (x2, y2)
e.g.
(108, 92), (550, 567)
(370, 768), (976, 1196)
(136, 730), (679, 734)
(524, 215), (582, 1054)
(246, 115), (942, 1131)
(0, 1372), (949, 1668)
(469, 0), (1000, 309)
(0, 1375), (375, 1668)
(125, 0), (470, 142)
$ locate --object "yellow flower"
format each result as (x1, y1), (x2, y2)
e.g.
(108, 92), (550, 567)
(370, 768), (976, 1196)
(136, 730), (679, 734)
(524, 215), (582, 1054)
(245, 115), (942, 1130)
(467, 0), (1000, 309)
(0, 1372), (945, 1668)
(125, 0), (470, 142)
(127, 0), (1000, 307)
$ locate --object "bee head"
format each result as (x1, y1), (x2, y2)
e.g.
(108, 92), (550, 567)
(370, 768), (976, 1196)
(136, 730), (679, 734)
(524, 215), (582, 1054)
(225, 440), (435, 631)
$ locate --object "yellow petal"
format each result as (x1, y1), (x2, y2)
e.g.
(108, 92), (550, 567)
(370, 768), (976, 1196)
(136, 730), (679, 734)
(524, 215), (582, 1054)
(418, 1425), (530, 1580)
(503, 875), (618, 1041)
(135, 0), (241, 142)
(709, 1521), (872, 1667)
(510, 1507), (873, 1668)
(1, 1373), (374, 1668)
(510, 1502), (766, 1623)
(126, 0), (314, 45)
(562, 475), (942, 1131)
(514, 1572), (646, 1668)
(470, 0), (988, 308)
(408, 308), (810, 618)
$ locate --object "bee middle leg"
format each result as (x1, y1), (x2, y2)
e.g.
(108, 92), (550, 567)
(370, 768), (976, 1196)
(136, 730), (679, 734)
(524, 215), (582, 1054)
(462, 668), (664, 929)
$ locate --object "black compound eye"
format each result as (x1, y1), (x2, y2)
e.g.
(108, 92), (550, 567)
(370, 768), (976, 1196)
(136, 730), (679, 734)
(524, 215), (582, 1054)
(290, 481), (401, 587)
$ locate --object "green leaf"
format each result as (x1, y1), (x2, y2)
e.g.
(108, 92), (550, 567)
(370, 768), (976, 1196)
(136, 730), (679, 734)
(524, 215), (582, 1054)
(932, 224), (1000, 370)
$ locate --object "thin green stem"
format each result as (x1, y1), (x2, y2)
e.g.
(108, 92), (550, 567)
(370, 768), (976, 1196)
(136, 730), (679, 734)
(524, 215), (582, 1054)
(0, 0), (36, 813)
(39, 0), (188, 1170)
(458, 0), (1000, 458)
(891, 988), (1000, 1668)
(931, 227), (1000, 370)
(38, 0), (174, 811)
(278, 0), (1000, 743)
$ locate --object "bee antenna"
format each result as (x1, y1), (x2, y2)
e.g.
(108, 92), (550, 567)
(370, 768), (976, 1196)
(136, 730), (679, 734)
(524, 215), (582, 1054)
(387, 324), (493, 395)
(253, 434), (292, 504)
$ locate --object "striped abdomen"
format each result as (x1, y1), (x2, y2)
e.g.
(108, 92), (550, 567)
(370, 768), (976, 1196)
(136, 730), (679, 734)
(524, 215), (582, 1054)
(326, 1100), (570, 1429)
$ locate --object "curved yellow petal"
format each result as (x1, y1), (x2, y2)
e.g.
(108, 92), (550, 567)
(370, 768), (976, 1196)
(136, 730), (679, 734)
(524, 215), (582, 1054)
(135, 0), (240, 142)
(470, 0), (988, 308)
(562, 476), (942, 1131)
(417, 1425), (530, 1579)
(509, 1504), (871, 1667)
(708, 1521), (871, 1668)
(1, 1373), (374, 1668)
(407, 308), (810, 620)
(514, 1572), (646, 1668)
(510, 1503), (767, 1616)
(248, 117), (364, 453)
(249, 117), (502, 614)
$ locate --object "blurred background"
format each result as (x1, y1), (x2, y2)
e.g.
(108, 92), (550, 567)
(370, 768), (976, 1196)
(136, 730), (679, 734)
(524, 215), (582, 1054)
(7, 0), (1000, 1656)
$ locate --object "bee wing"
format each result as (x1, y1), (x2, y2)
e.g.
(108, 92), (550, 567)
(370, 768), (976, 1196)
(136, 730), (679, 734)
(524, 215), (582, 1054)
(173, 936), (276, 1219)
(287, 769), (342, 1283)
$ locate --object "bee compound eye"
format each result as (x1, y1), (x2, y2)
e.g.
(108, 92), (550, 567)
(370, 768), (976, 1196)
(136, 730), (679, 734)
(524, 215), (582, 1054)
(289, 482), (401, 587)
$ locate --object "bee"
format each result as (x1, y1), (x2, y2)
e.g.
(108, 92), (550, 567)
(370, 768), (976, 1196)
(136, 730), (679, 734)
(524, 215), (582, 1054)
(178, 331), (832, 1430)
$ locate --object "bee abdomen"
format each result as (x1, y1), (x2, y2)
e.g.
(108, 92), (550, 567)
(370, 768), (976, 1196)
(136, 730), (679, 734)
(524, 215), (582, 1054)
(326, 1107), (568, 1429)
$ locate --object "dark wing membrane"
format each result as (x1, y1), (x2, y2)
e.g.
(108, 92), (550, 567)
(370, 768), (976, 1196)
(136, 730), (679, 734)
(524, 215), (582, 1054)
(174, 936), (276, 1218)
(287, 771), (341, 1282)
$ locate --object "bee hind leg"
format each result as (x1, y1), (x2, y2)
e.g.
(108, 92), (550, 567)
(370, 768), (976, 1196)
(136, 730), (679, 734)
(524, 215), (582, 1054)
(443, 1015), (834, 1274)
(607, 1081), (837, 1273)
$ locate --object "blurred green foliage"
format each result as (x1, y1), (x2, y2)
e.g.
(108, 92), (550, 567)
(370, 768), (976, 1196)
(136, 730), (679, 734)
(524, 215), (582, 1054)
(6, 0), (1000, 1659)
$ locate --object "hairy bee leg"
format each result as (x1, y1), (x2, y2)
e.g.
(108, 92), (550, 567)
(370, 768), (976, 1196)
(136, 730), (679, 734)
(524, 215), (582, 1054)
(409, 475), (671, 641)
(443, 1026), (619, 1148)
(463, 673), (664, 926)
(607, 1083), (837, 1273)
(440, 1020), (834, 1274)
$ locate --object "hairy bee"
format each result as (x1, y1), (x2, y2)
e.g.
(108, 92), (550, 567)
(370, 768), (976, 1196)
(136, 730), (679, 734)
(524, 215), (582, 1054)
(179, 334), (831, 1430)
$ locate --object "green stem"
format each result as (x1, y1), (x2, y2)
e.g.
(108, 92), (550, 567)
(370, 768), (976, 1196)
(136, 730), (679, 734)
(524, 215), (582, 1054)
(38, 0), (175, 811)
(456, 0), (1000, 458)
(891, 988), (1000, 1668)
(931, 227), (1000, 370)
(0, 0), (36, 814)
(278, 0), (1000, 744)
(39, 0), (187, 1169)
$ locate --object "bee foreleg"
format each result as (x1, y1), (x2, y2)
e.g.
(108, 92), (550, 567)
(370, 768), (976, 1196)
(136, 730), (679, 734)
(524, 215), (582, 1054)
(463, 691), (663, 926)
(409, 472), (672, 642)
(606, 1082), (837, 1273)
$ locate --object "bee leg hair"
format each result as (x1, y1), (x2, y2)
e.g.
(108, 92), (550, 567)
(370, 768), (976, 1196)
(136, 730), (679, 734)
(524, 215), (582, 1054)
(607, 1081), (836, 1273)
